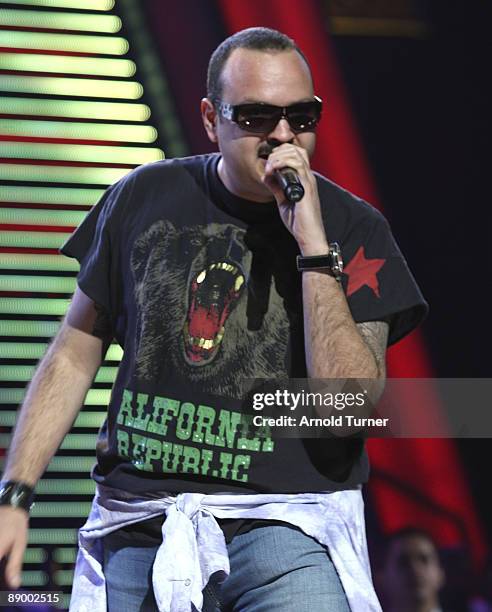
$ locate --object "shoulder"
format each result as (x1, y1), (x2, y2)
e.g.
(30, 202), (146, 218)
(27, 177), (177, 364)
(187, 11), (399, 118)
(314, 172), (389, 237)
(121, 153), (217, 185)
(108, 153), (217, 205)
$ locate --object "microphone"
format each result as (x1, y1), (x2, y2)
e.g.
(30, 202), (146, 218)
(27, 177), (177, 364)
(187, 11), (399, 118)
(274, 167), (305, 203)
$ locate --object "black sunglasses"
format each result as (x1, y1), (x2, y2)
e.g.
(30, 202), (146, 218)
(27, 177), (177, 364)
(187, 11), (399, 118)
(216, 96), (322, 134)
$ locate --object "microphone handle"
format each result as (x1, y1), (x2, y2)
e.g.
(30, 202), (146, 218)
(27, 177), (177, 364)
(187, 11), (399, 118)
(275, 167), (305, 203)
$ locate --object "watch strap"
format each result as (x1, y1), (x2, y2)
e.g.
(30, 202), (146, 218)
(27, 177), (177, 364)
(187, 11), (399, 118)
(0, 480), (35, 513)
(296, 242), (343, 281)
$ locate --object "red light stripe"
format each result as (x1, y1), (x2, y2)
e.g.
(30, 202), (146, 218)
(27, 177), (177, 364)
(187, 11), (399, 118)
(0, 224), (75, 232)
(0, 135), (122, 146)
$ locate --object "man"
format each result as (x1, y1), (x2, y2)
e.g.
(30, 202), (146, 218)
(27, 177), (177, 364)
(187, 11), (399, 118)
(0, 27), (427, 611)
(382, 528), (446, 612)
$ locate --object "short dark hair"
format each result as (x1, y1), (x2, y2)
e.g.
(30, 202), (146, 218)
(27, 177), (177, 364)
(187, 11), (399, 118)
(207, 27), (311, 103)
(385, 527), (441, 562)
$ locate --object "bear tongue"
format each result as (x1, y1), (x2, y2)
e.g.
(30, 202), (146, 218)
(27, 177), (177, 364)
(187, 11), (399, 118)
(188, 304), (221, 338)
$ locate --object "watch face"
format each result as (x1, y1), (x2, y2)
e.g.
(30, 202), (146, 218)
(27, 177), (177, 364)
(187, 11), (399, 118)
(330, 242), (343, 279)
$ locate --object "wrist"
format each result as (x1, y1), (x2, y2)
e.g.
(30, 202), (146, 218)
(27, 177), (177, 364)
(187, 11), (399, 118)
(0, 480), (35, 513)
(298, 239), (330, 257)
(297, 242), (344, 282)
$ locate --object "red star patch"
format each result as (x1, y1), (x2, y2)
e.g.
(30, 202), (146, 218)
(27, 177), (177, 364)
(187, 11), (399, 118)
(344, 246), (385, 297)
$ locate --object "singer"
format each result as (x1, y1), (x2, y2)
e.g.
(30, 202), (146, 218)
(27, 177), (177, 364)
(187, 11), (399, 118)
(0, 27), (427, 611)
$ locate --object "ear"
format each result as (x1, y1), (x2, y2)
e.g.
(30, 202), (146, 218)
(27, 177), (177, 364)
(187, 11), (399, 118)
(201, 97), (218, 143)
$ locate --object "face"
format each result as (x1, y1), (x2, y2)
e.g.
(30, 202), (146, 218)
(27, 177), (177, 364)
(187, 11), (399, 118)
(201, 48), (316, 202)
(384, 536), (445, 608)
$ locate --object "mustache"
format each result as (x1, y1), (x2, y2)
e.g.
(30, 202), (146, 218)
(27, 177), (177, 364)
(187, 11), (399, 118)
(258, 143), (276, 159)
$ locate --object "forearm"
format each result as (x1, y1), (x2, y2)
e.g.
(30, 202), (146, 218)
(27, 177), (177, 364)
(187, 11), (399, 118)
(302, 271), (381, 379)
(2, 323), (102, 486)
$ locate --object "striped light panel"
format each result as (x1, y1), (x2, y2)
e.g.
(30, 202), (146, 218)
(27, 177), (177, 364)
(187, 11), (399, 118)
(0, 0), (165, 605)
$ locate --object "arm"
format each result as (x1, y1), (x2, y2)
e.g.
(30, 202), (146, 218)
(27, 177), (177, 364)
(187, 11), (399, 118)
(263, 145), (389, 380)
(302, 272), (389, 379)
(0, 287), (112, 588)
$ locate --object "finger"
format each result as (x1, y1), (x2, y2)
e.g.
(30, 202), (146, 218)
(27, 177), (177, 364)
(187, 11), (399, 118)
(267, 143), (309, 162)
(265, 157), (304, 177)
(5, 538), (26, 590)
(265, 152), (310, 175)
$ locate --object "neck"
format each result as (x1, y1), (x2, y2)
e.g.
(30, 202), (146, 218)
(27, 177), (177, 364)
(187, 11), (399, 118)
(217, 157), (273, 203)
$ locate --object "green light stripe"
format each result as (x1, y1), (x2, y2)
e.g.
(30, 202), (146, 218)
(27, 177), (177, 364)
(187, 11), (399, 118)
(0, 274), (76, 292)
(74, 411), (107, 428)
(0, 433), (98, 450)
(0, 164), (130, 185)
(57, 594), (72, 610)
(0, 410), (105, 428)
(0, 411), (15, 427)
(0, 53), (135, 77)
(47, 456), (95, 472)
(37, 479), (95, 495)
(0, 297), (70, 315)
(0, 231), (71, 249)
(28, 529), (78, 545)
(0, 97), (150, 120)
(0, 119), (157, 143)
(0, 275), (76, 292)
(0, 342), (121, 361)
(53, 569), (74, 586)
(3, 319), (63, 338)
(24, 548), (48, 564)
(0, 386), (112, 405)
(59, 436), (98, 451)
(2, 0), (114, 9)
(0, 254), (79, 272)
(0, 208), (86, 226)
(0, 364), (116, 382)
(53, 547), (77, 564)
(0, 319), (61, 336)
(0, 9), (121, 32)
(0, 75), (143, 99)
(0, 342), (54, 360)
(20, 570), (48, 586)
(0, 185), (104, 205)
(0, 142), (164, 164)
(1, 30), (128, 55)
(0, 455), (94, 472)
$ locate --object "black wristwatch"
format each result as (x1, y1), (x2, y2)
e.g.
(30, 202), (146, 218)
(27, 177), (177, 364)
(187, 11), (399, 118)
(0, 480), (35, 513)
(296, 242), (344, 281)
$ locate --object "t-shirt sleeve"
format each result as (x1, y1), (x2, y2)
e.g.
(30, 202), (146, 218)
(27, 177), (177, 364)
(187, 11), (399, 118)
(341, 209), (428, 346)
(59, 177), (129, 316)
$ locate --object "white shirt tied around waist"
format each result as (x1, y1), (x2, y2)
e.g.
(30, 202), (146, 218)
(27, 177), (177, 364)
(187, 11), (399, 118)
(69, 484), (382, 612)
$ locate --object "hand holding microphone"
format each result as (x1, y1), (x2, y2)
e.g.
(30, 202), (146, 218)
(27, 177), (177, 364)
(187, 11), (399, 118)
(260, 143), (305, 203)
(262, 143), (328, 251)
(274, 167), (305, 203)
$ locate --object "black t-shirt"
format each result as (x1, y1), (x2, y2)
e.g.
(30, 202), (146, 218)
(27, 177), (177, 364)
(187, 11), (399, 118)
(61, 153), (427, 541)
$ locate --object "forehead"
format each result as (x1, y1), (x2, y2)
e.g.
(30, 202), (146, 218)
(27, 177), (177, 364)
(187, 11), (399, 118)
(220, 48), (314, 105)
(389, 536), (438, 561)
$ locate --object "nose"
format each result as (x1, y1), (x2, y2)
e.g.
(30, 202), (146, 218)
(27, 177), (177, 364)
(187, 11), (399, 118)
(267, 117), (295, 144)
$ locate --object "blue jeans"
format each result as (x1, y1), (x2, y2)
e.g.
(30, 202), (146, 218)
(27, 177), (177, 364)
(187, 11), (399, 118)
(103, 524), (350, 611)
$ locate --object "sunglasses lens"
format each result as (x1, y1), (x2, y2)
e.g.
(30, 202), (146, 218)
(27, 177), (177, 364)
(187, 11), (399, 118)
(232, 100), (322, 133)
(287, 103), (321, 132)
(236, 105), (278, 133)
